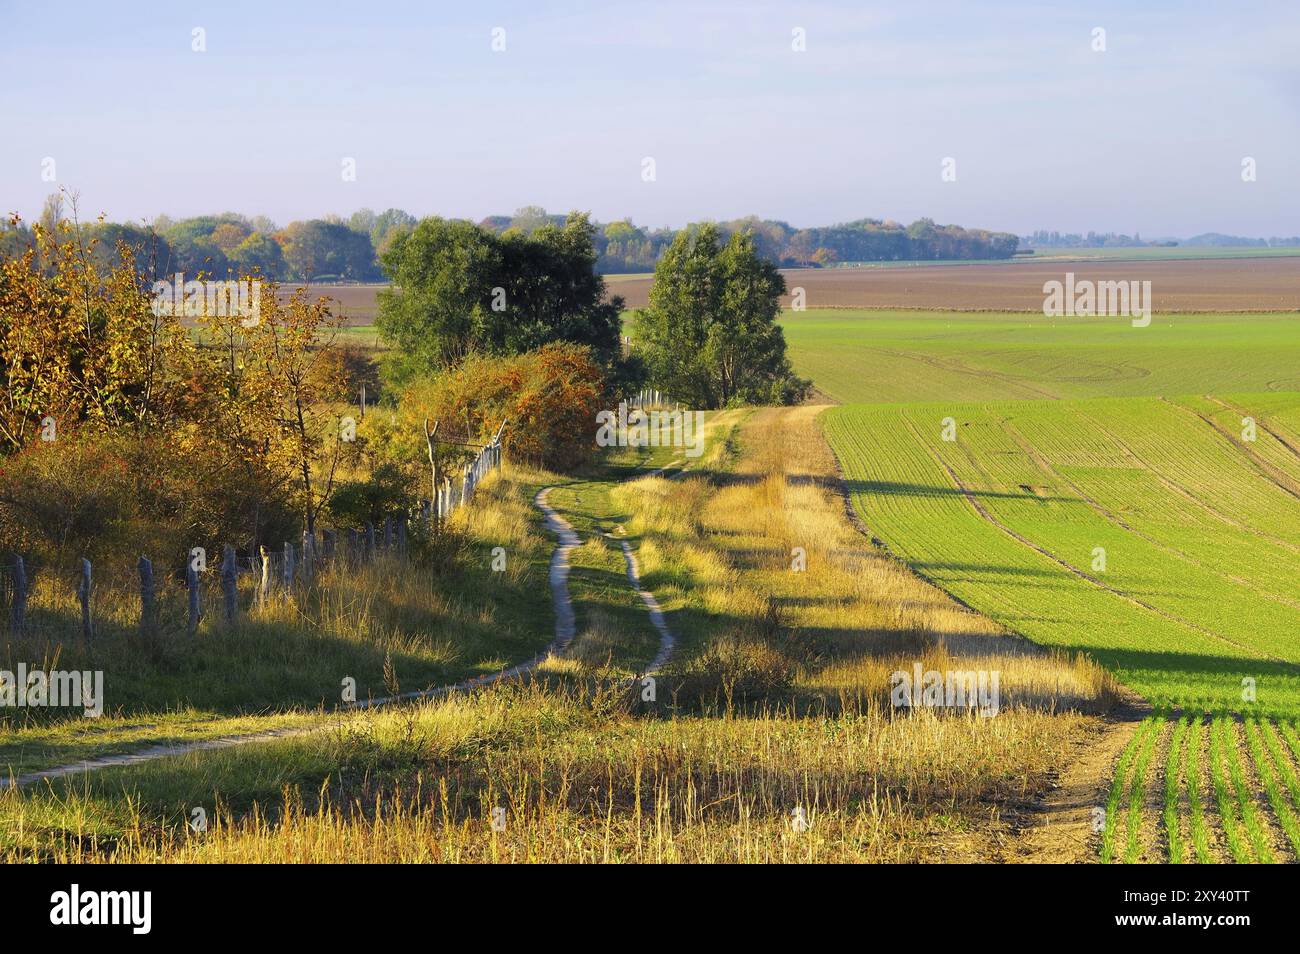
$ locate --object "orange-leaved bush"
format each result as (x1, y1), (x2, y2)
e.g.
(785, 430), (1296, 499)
(397, 343), (605, 472)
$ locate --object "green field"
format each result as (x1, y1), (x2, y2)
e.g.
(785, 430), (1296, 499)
(823, 393), (1300, 718)
(784, 310), (1300, 403)
(799, 308), (1300, 863)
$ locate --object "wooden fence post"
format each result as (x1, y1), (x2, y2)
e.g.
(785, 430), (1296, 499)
(222, 545), (238, 622)
(187, 559), (201, 635)
(383, 518), (393, 551)
(258, 545), (271, 605)
(397, 515), (407, 556)
(78, 558), (93, 643)
(302, 531), (315, 585)
(283, 542), (295, 593)
(365, 523), (376, 560)
(9, 554), (26, 633)
(138, 555), (156, 637)
(322, 529), (335, 565)
(347, 529), (359, 565)
(425, 418), (441, 531)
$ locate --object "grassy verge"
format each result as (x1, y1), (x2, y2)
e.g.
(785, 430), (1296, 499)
(1, 464), (556, 773)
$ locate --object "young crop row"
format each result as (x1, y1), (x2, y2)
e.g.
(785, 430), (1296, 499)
(1102, 714), (1300, 863)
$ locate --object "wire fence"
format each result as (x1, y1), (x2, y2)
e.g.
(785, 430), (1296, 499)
(0, 432), (506, 643)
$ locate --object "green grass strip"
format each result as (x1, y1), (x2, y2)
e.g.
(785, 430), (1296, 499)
(1124, 715), (1162, 864)
(1184, 717), (1213, 864)
(1221, 717), (1274, 863)
(1209, 717), (1249, 863)
(1268, 721), (1300, 814)
(1279, 721), (1300, 770)
(1163, 716), (1189, 864)
(1245, 719), (1300, 859)
(1101, 716), (1153, 864)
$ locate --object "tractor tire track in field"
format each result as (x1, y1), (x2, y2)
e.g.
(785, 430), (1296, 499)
(1001, 421), (1300, 614)
(1076, 409), (1300, 557)
(1205, 394), (1300, 472)
(1162, 396), (1300, 503)
(871, 347), (1061, 400)
(902, 418), (1287, 665)
(8, 496), (587, 791)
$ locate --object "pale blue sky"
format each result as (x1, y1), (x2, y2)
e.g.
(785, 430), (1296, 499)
(2, 0), (1297, 235)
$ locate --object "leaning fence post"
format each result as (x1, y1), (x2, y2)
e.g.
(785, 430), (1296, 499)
(10, 554), (27, 633)
(78, 558), (93, 643)
(138, 555), (156, 637)
(187, 559), (202, 635)
(222, 545), (237, 622)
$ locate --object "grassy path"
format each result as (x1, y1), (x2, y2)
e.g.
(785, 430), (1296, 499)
(6, 479), (586, 789)
(8, 455), (689, 790)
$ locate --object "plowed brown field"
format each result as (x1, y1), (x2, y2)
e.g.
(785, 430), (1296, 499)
(607, 256), (1300, 312)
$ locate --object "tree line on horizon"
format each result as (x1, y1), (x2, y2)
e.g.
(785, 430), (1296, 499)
(1023, 229), (1300, 248)
(0, 196), (1019, 283)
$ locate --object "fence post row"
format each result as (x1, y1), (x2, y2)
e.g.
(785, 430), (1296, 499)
(4, 420), (512, 637)
(424, 417), (507, 525)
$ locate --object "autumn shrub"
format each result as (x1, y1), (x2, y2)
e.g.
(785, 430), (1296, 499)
(0, 427), (296, 574)
(385, 342), (606, 473)
(326, 463), (413, 529)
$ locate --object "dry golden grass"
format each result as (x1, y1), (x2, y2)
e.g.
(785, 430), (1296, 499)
(2, 685), (1091, 863)
(1, 408), (1119, 863)
(615, 406), (1118, 716)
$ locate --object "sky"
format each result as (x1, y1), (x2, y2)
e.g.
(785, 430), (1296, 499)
(2, 0), (1298, 236)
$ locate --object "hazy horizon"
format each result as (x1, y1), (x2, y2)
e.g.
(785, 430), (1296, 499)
(4, 0), (1298, 236)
